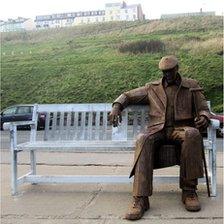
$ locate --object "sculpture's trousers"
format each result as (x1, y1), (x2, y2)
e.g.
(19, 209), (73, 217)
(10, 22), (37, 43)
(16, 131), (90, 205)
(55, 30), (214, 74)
(133, 126), (204, 196)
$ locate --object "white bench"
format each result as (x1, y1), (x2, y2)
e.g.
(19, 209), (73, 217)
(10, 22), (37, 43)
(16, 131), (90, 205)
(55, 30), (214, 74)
(8, 103), (219, 196)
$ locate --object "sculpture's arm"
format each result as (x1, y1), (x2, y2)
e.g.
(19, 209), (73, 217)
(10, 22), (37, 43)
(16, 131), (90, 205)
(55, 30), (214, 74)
(110, 86), (148, 127)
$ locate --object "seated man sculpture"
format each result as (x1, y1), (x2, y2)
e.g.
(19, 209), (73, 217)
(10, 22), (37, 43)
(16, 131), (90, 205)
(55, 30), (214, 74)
(109, 55), (210, 220)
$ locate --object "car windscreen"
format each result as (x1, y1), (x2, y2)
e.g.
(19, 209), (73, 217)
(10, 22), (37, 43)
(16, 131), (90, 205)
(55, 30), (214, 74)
(2, 107), (17, 115)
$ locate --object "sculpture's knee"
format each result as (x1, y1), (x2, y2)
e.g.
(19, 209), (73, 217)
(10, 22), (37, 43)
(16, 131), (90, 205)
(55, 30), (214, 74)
(135, 132), (155, 145)
(135, 133), (148, 144)
(184, 127), (201, 139)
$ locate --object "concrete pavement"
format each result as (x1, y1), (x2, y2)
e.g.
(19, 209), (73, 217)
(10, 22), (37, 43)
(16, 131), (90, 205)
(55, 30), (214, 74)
(1, 150), (223, 224)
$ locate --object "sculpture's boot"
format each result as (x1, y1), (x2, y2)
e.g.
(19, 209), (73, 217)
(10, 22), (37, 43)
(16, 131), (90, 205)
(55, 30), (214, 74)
(182, 190), (201, 212)
(125, 196), (149, 220)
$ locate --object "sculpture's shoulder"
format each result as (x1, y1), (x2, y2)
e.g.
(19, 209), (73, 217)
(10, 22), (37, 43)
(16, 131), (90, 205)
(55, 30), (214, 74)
(145, 79), (161, 89)
(181, 77), (199, 88)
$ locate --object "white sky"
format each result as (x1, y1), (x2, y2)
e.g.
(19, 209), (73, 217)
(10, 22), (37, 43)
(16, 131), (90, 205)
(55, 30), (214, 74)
(0, 0), (223, 20)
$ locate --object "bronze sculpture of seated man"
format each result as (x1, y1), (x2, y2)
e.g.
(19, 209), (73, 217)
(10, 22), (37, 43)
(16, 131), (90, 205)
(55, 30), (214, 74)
(109, 55), (210, 220)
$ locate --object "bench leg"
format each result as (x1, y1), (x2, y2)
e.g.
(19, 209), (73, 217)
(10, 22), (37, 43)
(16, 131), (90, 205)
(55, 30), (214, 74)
(209, 129), (217, 197)
(30, 150), (37, 185)
(11, 150), (18, 195)
(211, 145), (217, 197)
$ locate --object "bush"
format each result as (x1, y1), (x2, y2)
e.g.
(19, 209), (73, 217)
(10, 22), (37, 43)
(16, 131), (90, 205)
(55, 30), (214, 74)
(118, 40), (165, 54)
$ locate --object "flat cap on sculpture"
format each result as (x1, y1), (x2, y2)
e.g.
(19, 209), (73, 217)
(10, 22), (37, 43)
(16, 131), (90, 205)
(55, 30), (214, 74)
(159, 55), (178, 70)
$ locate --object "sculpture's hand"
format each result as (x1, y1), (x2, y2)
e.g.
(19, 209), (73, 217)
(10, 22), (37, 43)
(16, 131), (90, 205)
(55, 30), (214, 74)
(109, 103), (122, 127)
(194, 115), (209, 129)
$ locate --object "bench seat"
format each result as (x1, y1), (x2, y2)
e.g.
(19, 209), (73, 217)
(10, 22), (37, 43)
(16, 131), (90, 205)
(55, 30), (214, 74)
(16, 139), (213, 152)
(17, 140), (135, 151)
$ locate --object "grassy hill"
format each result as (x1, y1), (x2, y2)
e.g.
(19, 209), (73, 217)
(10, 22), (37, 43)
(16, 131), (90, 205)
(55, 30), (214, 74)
(1, 16), (223, 112)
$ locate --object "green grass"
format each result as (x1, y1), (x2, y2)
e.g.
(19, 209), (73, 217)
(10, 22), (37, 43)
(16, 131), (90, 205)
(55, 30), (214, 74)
(1, 16), (223, 112)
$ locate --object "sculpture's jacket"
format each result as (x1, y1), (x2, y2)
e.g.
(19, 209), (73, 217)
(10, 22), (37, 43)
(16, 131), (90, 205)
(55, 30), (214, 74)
(113, 76), (210, 136)
(113, 76), (210, 176)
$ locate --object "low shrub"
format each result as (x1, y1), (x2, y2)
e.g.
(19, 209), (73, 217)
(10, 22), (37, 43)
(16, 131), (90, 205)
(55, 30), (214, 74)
(119, 40), (165, 54)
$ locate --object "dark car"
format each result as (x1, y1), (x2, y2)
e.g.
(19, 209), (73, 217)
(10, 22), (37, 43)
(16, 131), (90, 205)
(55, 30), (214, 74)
(0, 105), (46, 130)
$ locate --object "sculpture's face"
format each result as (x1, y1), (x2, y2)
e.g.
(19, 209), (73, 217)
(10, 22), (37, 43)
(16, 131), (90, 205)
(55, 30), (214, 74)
(162, 66), (178, 84)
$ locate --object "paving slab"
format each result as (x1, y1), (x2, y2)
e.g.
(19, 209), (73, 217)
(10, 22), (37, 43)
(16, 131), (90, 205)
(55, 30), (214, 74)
(1, 163), (223, 224)
(80, 184), (223, 219)
(1, 151), (223, 168)
(1, 218), (106, 224)
(105, 219), (222, 224)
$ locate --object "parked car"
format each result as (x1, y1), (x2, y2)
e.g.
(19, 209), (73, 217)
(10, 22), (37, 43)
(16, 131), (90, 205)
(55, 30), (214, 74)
(0, 105), (46, 130)
(210, 112), (224, 138)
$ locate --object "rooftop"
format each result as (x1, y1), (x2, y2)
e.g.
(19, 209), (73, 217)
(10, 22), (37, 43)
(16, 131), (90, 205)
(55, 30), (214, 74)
(1, 17), (29, 25)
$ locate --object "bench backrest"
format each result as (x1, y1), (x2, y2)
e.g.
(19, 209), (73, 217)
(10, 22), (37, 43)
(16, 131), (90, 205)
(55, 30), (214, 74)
(33, 102), (212, 142)
(35, 104), (149, 141)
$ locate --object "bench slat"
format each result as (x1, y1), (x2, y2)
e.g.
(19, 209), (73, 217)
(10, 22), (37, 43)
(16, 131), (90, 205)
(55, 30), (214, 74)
(17, 140), (134, 151)
(22, 175), (207, 184)
(73, 112), (79, 140)
(141, 110), (145, 131)
(87, 111), (93, 140)
(50, 112), (58, 140)
(133, 111), (138, 136)
(66, 112), (72, 140)
(44, 112), (50, 141)
(59, 112), (65, 140)
(95, 111), (100, 140)
(80, 112), (86, 140)
(103, 111), (108, 140)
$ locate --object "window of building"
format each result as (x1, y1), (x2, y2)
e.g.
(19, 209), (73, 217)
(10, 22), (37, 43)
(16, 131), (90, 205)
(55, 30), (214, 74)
(67, 18), (74, 23)
(125, 9), (128, 13)
(133, 14), (136, 20)
(102, 17), (105, 21)
(111, 16), (113, 20)
(126, 15), (129, 20)
(95, 17), (99, 22)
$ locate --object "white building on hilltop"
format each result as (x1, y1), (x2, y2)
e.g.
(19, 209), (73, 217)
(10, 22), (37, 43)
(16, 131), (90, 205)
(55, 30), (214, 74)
(35, 1), (144, 29)
(0, 17), (35, 32)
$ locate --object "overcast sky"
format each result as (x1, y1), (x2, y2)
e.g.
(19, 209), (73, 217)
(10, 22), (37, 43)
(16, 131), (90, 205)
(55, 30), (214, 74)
(0, 0), (223, 20)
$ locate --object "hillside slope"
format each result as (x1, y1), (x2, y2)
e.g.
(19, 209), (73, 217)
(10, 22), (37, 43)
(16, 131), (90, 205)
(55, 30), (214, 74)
(1, 16), (223, 112)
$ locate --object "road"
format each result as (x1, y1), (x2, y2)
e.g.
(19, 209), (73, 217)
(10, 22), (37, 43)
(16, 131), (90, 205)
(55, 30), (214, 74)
(0, 130), (223, 151)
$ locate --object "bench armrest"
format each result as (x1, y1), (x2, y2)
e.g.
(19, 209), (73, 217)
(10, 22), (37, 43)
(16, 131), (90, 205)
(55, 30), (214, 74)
(209, 119), (220, 129)
(3, 121), (36, 130)
(5, 121), (36, 151)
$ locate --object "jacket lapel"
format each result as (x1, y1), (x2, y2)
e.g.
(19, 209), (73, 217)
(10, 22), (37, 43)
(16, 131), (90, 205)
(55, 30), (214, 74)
(150, 79), (167, 109)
